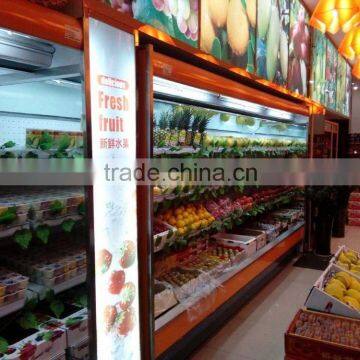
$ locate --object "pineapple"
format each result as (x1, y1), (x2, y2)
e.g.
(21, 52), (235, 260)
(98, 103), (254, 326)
(168, 108), (181, 147)
(177, 107), (192, 146)
(155, 112), (169, 148)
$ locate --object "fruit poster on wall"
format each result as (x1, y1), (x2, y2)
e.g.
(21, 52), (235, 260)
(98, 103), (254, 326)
(288, 0), (310, 96)
(88, 18), (141, 360)
(256, 0), (289, 86)
(345, 63), (352, 117)
(103, 0), (199, 47)
(200, 0), (256, 73)
(336, 54), (347, 115)
(310, 29), (327, 105)
(325, 41), (338, 111)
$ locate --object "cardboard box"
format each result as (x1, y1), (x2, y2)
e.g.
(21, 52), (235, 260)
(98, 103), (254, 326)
(305, 264), (360, 319)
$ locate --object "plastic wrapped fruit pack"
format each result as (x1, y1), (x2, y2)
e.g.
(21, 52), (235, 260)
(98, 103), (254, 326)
(0, 268), (28, 307)
(0, 241), (86, 287)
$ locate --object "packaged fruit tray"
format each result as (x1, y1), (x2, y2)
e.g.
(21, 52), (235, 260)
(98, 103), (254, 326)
(0, 187), (84, 214)
(331, 246), (360, 275)
(349, 218), (360, 226)
(350, 192), (360, 201)
(213, 233), (257, 256)
(0, 268), (28, 308)
(154, 281), (178, 318)
(348, 209), (360, 219)
(153, 220), (177, 253)
(235, 228), (267, 251)
(0, 319), (66, 360)
(348, 201), (360, 210)
(157, 267), (206, 302)
(285, 309), (360, 360)
(305, 263), (360, 319)
(207, 244), (246, 267)
(0, 243), (86, 288)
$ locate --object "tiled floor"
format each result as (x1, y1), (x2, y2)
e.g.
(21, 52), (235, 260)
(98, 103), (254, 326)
(190, 226), (360, 360)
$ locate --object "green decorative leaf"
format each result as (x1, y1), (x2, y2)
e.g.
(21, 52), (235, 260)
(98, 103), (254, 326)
(1, 141), (15, 149)
(57, 134), (71, 152)
(24, 298), (38, 311)
(45, 289), (55, 303)
(50, 200), (64, 215)
(25, 151), (39, 158)
(0, 207), (17, 225)
(0, 151), (16, 158)
(65, 317), (81, 327)
(211, 37), (222, 59)
(14, 229), (32, 249)
(62, 219), (75, 233)
(50, 299), (65, 319)
(0, 337), (8, 354)
(74, 294), (88, 308)
(78, 202), (85, 216)
(36, 225), (50, 244)
(42, 331), (53, 342)
(39, 132), (53, 151)
(18, 312), (39, 330)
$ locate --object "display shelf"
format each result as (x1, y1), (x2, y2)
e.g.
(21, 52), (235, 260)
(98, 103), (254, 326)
(28, 272), (86, 300)
(154, 224), (305, 357)
(153, 146), (306, 157)
(0, 296), (26, 318)
(155, 221), (304, 331)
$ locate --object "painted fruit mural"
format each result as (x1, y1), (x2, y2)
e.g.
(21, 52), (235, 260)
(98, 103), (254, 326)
(256, 0), (289, 86)
(310, 29), (327, 105)
(103, 0), (199, 47)
(345, 63), (352, 117)
(287, 0), (310, 96)
(336, 54), (347, 115)
(201, 0), (256, 73)
(325, 41), (338, 111)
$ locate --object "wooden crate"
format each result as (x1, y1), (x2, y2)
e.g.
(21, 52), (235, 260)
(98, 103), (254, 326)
(285, 309), (360, 360)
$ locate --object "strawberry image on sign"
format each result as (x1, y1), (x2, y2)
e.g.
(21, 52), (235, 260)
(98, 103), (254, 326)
(119, 240), (136, 268)
(108, 270), (125, 295)
(104, 305), (117, 332)
(96, 249), (112, 274)
(116, 307), (135, 336)
(118, 282), (136, 310)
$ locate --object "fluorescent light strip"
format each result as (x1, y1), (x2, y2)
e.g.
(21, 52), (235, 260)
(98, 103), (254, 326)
(154, 77), (308, 125)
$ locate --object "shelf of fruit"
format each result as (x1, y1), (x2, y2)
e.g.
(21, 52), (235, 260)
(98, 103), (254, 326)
(155, 220), (305, 330)
(153, 187), (300, 253)
(153, 144), (307, 158)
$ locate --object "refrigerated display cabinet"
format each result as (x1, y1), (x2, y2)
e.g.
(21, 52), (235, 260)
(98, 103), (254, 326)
(0, 1), (328, 359)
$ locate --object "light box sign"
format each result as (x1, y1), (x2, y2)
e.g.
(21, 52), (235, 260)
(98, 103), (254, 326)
(88, 18), (140, 360)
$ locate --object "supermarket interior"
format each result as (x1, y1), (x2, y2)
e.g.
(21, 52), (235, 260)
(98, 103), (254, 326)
(0, 1), (360, 360)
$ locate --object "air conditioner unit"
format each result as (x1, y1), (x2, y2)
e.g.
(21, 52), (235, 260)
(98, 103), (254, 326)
(0, 29), (55, 71)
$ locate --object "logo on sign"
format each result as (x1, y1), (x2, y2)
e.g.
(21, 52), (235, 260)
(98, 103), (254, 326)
(98, 75), (129, 90)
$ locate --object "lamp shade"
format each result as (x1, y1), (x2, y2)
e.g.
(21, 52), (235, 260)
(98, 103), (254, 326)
(310, 0), (360, 34)
(353, 56), (360, 78)
(339, 26), (360, 60)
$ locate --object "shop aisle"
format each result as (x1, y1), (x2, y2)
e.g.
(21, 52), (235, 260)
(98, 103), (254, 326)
(190, 226), (360, 360)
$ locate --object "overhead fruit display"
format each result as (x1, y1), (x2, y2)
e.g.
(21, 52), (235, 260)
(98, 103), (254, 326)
(103, 0), (199, 47)
(201, 0), (256, 73)
(287, 0), (310, 96)
(256, 0), (289, 86)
